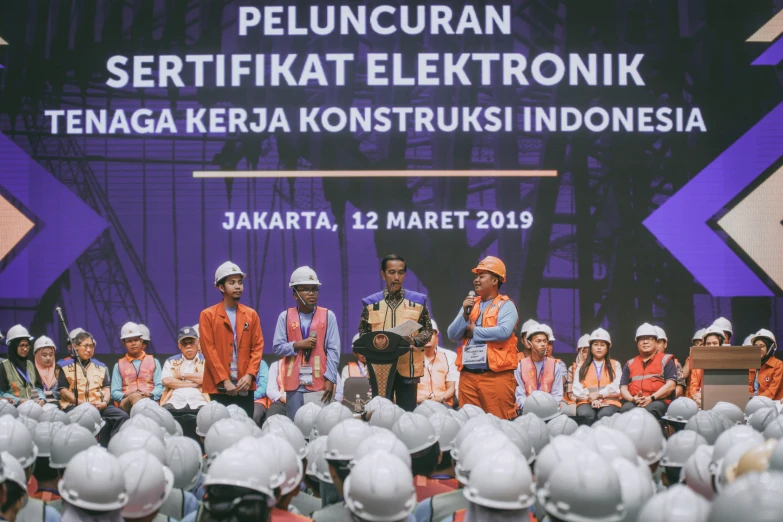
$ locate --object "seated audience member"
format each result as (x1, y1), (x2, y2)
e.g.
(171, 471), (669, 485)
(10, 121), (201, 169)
(56, 328), (84, 368)
(712, 316), (733, 345)
(58, 331), (128, 445)
(687, 326), (724, 407)
(749, 329), (783, 400)
(0, 325), (44, 405)
(655, 326), (686, 398)
(160, 327), (209, 413)
(572, 329), (622, 425)
(260, 359), (287, 421)
(111, 322), (164, 413)
(417, 321), (458, 406)
(33, 337), (61, 405)
(514, 323), (564, 411)
(682, 328), (705, 384)
(252, 357), (269, 426)
(0, 452), (30, 522)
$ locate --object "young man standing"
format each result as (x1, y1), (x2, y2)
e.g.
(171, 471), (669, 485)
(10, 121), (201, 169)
(199, 261), (264, 417)
(111, 322), (164, 413)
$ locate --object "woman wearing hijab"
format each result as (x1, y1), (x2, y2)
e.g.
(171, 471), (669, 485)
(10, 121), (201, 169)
(33, 336), (60, 404)
(0, 324), (45, 405)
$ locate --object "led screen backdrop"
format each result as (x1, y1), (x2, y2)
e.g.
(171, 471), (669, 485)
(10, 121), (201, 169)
(1, 0), (782, 364)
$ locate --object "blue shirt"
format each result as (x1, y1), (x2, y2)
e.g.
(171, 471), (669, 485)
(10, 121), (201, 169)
(225, 306), (238, 357)
(254, 359), (270, 401)
(110, 357), (164, 403)
(446, 298), (519, 344)
(273, 308), (340, 384)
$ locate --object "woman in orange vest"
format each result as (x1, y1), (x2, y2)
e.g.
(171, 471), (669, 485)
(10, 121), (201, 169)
(572, 328), (622, 425)
(687, 326), (724, 407)
(749, 329), (783, 400)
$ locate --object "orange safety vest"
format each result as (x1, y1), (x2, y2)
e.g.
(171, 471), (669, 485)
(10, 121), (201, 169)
(518, 357), (557, 395)
(270, 507), (313, 521)
(346, 362), (366, 378)
(626, 353), (674, 403)
(257, 362), (286, 407)
(59, 360), (109, 409)
(456, 294), (519, 372)
(31, 489), (62, 502)
(454, 509), (537, 522)
(415, 476), (455, 502)
(283, 307), (328, 392)
(118, 354), (156, 395)
(576, 359), (622, 408)
(433, 476), (459, 489)
(418, 352), (454, 406)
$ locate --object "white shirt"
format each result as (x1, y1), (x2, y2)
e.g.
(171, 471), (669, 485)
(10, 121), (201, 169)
(161, 357), (208, 409)
(437, 346), (459, 398)
(571, 360), (623, 401)
(266, 360), (283, 402)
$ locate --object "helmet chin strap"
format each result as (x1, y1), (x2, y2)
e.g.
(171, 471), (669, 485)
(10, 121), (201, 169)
(294, 288), (317, 309)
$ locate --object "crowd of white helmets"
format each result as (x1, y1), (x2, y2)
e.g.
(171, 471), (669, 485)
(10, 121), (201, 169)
(2, 390), (783, 521)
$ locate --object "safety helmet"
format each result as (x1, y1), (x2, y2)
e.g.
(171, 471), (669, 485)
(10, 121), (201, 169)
(634, 323), (658, 340)
(305, 436), (332, 483)
(40, 407), (70, 425)
(495, 421), (535, 464)
(745, 395), (776, 419)
(711, 426), (764, 471)
(427, 412), (462, 452)
(636, 485), (710, 522)
(456, 434), (517, 485)
(589, 328), (612, 347)
(129, 397), (159, 417)
(522, 391), (562, 421)
(108, 426), (168, 464)
(68, 403), (104, 436)
(472, 256), (507, 283)
(692, 329), (706, 343)
(660, 430), (708, 468)
(513, 413), (550, 457)
(19, 416), (39, 437)
(715, 439), (766, 493)
(353, 432), (412, 470)
(32, 421), (65, 458)
(118, 450), (174, 518)
(611, 457), (654, 522)
(204, 418), (254, 460)
(451, 416), (500, 461)
(5, 325), (33, 345)
(742, 335), (753, 346)
(763, 416), (783, 440)
(138, 324), (151, 343)
(344, 451), (416, 522)
(712, 317), (733, 335)
(203, 446), (275, 502)
(701, 325), (726, 344)
(577, 334), (591, 350)
(653, 326), (667, 342)
(137, 405), (179, 436)
(195, 401), (231, 437)
(294, 402), (323, 440)
(546, 415), (578, 438)
(313, 402), (354, 437)
(59, 446), (129, 511)
(539, 451), (625, 522)
(17, 400), (44, 421)
(682, 445), (715, 500)
(120, 322), (143, 340)
(751, 328), (777, 346)
(364, 395), (394, 415)
(413, 400), (450, 418)
(165, 436), (203, 490)
(214, 261), (246, 286)
(708, 471), (783, 522)
(325, 418), (373, 461)
(457, 404), (485, 421)
(769, 438), (783, 473)
(534, 436), (587, 491)
(262, 420), (308, 460)
(67, 327), (85, 343)
(612, 408), (666, 464)
(711, 401), (744, 425)
(749, 407), (779, 432)
(527, 323), (553, 341)
(572, 424), (593, 442)
(465, 448), (535, 510)
(392, 413), (438, 454)
(729, 439), (777, 481)
(33, 336), (56, 352)
(584, 426), (638, 465)
(0, 451), (27, 490)
(289, 266), (321, 287)
(0, 416), (38, 468)
(120, 415), (166, 442)
(367, 403), (404, 430)
(254, 434), (303, 495)
(662, 397), (699, 424)
(0, 401), (19, 419)
(521, 319), (539, 336)
(684, 410), (725, 445)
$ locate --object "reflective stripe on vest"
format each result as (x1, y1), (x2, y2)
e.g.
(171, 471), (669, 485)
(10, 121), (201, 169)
(59, 361), (107, 409)
(119, 354), (156, 395)
(455, 294), (519, 373)
(576, 359), (622, 408)
(627, 353), (673, 402)
(1, 360), (37, 400)
(518, 357), (556, 395)
(283, 308), (328, 393)
(364, 297), (425, 378)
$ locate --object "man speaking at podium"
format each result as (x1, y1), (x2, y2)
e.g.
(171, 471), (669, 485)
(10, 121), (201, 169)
(359, 254), (433, 411)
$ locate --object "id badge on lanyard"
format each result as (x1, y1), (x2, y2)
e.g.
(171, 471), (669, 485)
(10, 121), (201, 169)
(299, 365), (314, 386)
(463, 344), (488, 370)
(229, 343), (238, 382)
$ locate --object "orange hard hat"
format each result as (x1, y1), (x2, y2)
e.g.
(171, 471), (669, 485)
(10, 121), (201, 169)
(472, 256), (507, 283)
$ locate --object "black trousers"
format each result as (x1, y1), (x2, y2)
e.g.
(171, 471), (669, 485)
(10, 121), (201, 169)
(252, 401), (287, 427)
(210, 393), (254, 417)
(619, 399), (668, 419)
(575, 403), (620, 426)
(162, 403), (202, 442)
(393, 374), (418, 412)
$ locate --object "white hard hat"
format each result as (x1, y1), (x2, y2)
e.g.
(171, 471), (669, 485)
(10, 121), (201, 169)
(0, 416), (38, 468)
(654, 326), (667, 341)
(192, 324), (200, 336)
(589, 328), (612, 347)
(413, 400), (450, 418)
(364, 395), (394, 415)
(289, 266), (321, 287)
(527, 323), (554, 341)
(456, 434), (518, 485)
(430, 319), (439, 332)
(635, 323), (658, 340)
(32, 421), (64, 458)
(392, 413), (439, 454)
(538, 451), (625, 522)
(457, 404), (485, 421)
(712, 317), (733, 335)
(763, 417), (783, 440)
(770, 438), (783, 472)
(353, 432), (412, 470)
(367, 403), (404, 430)
(18, 416), (38, 437)
(702, 325), (726, 343)
(636, 485), (710, 522)
(711, 426), (765, 475)
(577, 334), (591, 350)
(138, 324), (151, 342)
(108, 426), (167, 464)
(662, 397), (699, 424)
(59, 446), (129, 511)
(344, 451), (416, 522)
(68, 328), (85, 342)
(513, 413), (550, 457)
(254, 434), (303, 495)
(294, 402), (323, 440)
(214, 261), (246, 286)
(708, 472), (783, 522)
(68, 403), (104, 436)
(612, 408), (666, 464)
(520, 319), (538, 335)
(203, 446), (276, 501)
(195, 401), (231, 437)
(465, 447), (535, 510)
(752, 328), (777, 346)
(546, 414), (578, 438)
(40, 407), (70, 425)
(313, 402), (354, 437)
(129, 397), (159, 417)
(714, 439), (766, 493)
(745, 396), (776, 419)
(451, 416), (499, 461)
(326, 419), (373, 461)
(427, 412), (462, 452)
(534, 436), (587, 491)
(0, 401), (18, 419)
(136, 406), (179, 436)
(226, 404), (248, 421)
(120, 321), (143, 340)
(749, 407), (779, 432)
(17, 400), (44, 421)
(611, 457), (654, 522)
(204, 418), (254, 460)
(584, 426), (638, 465)
(5, 324), (33, 345)
(165, 436), (203, 490)
(120, 415), (166, 442)
(682, 445), (714, 500)
(692, 329), (706, 342)
(522, 391), (562, 421)
(119, 450), (174, 518)
(33, 336), (56, 352)
(305, 436), (332, 483)
(684, 410), (726, 445)
(262, 419), (308, 460)
(742, 335), (753, 346)
(0, 451), (28, 490)
(660, 430), (708, 468)
(572, 424), (593, 442)
(498, 421), (535, 464)
(711, 401), (745, 425)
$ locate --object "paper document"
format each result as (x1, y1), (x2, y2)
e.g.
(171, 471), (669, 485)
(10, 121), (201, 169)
(303, 391), (328, 405)
(387, 319), (422, 338)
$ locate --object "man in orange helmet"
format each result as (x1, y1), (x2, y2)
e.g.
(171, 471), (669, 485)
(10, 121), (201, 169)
(447, 256), (519, 418)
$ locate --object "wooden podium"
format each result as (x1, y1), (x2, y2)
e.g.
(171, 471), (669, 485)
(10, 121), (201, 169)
(691, 346), (759, 410)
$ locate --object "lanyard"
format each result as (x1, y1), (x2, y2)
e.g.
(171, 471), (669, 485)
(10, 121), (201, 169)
(298, 307), (316, 339)
(593, 361), (604, 383)
(357, 363), (366, 377)
(535, 358), (547, 390)
(17, 366), (32, 385)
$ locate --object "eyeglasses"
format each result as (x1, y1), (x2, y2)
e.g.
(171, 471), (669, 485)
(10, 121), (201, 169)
(77, 343), (96, 349)
(297, 288), (320, 294)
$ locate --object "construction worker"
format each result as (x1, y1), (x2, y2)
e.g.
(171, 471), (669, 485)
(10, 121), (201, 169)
(55, 328), (84, 368)
(618, 323), (677, 418)
(57, 330), (128, 445)
(712, 317), (733, 344)
(636, 485), (710, 522)
(359, 254), (433, 412)
(749, 329), (783, 400)
(160, 326), (209, 414)
(659, 430), (708, 488)
(32, 337), (60, 405)
(572, 328), (622, 425)
(333, 334), (367, 404)
(0, 451), (30, 522)
(118, 450), (174, 522)
(427, 413), (461, 489)
(59, 446), (129, 522)
(687, 326), (725, 407)
(563, 334), (590, 411)
(683, 328), (707, 394)
(258, 359), (287, 423)
(199, 261), (265, 417)
(344, 452), (416, 522)
(274, 266), (340, 421)
(30, 422), (65, 511)
(514, 324), (564, 413)
(111, 322), (164, 413)
(252, 357), (270, 426)
(158, 437), (200, 521)
(0, 326), (44, 405)
(417, 321), (458, 406)
(392, 413), (453, 502)
(654, 326), (686, 398)
(708, 471), (783, 521)
(518, 319), (538, 359)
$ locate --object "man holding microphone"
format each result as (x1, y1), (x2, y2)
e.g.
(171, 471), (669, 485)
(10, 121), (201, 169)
(273, 266), (340, 420)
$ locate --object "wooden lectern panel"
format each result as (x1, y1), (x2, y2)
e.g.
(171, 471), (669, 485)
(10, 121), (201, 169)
(690, 346), (760, 370)
(691, 346), (759, 411)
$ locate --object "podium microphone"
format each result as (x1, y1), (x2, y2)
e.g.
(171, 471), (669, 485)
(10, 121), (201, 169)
(305, 331), (316, 363)
(465, 291), (476, 315)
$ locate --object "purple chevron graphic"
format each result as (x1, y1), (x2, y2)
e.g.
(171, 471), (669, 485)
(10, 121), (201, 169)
(0, 132), (107, 299)
(642, 102), (783, 297)
(752, 37), (783, 65)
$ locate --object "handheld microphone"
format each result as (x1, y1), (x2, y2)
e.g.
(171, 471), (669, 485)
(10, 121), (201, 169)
(465, 291), (476, 315)
(305, 331), (316, 363)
